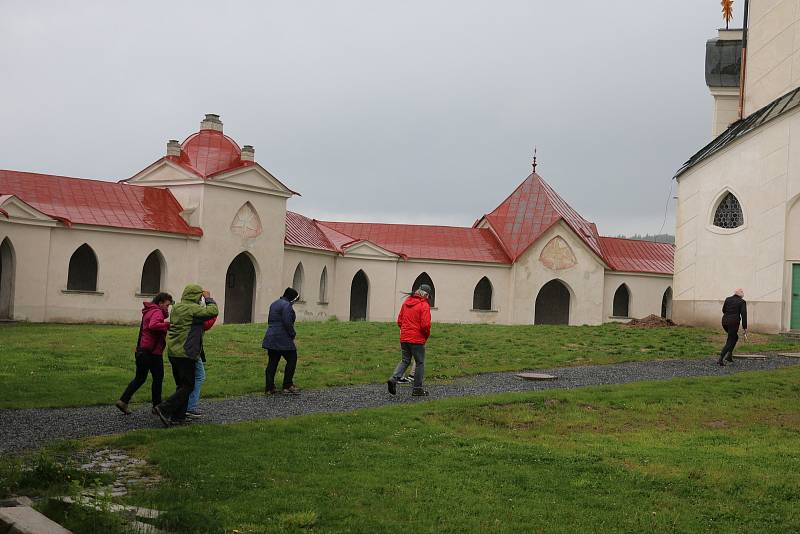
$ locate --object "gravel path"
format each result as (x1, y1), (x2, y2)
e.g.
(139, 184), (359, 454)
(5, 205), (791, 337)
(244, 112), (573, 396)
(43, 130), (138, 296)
(2, 355), (798, 453)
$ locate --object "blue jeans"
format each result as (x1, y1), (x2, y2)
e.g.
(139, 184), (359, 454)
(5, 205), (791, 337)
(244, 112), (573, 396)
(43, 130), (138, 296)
(187, 359), (205, 411)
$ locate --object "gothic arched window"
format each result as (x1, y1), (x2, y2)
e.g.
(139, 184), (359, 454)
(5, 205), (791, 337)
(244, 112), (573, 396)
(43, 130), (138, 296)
(713, 192), (744, 229)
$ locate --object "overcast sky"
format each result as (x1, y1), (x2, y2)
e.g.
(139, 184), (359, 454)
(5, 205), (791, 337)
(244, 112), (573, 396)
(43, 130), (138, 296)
(0, 1), (742, 235)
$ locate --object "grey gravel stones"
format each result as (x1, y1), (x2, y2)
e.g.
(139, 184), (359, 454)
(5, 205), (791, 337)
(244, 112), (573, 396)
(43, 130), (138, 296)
(1, 356), (798, 453)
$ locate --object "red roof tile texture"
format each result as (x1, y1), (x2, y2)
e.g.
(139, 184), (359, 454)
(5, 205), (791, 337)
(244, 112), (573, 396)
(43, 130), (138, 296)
(598, 236), (674, 275)
(318, 221), (511, 263)
(481, 173), (603, 261)
(0, 170), (202, 236)
(171, 129), (251, 178)
(285, 211), (338, 252)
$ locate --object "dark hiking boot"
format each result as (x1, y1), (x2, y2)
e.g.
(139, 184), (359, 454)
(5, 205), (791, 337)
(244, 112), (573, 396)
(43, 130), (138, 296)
(411, 388), (429, 397)
(283, 385), (301, 395)
(153, 405), (170, 428)
(115, 400), (131, 415)
(265, 388), (278, 396)
(725, 352), (734, 362)
(717, 357), (725, 367)
(387, 380), (397, 395)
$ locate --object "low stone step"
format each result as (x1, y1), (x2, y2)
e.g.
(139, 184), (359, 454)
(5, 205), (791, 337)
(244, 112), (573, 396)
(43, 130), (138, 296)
(732, 354), (768, 360)
(0, 506), (72, 534)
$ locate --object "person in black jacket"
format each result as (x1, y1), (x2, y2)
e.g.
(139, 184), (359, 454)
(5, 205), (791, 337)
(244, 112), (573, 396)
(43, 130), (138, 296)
(262, 287), (301, 395)
(718, 288), (747, 366)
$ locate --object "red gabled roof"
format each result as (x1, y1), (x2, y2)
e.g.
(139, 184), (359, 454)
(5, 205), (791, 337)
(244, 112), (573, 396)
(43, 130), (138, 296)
(480, 172), (604, 262)
(0, 170), (202, 236)
(285, 211), (339, 252)
(598, 236), (674, 275)
(318, 221), (511, 263)
(167, 129), (253, 179)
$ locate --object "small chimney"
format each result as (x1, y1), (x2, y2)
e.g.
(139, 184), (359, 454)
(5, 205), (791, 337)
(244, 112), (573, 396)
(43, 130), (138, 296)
(166, 139), (181, 157)
(241, 145), (255, 162)
(200, 113), (223, 132)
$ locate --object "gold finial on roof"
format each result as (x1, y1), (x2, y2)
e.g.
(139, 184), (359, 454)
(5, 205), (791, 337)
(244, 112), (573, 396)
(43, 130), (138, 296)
(721, 0), (734, 29)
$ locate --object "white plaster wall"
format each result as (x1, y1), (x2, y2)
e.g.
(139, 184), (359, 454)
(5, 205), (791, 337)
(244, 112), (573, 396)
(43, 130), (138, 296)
(0, 221), (52, 322)
(283, 248), (337, 321)
(192, 182), (287, 324)
(43, 227), (196, 323)
(395, 260), (511, 324)
(674, 107), (800, 332)
(744, 0), (800, 115)
(330, 256), (398, 322)
(510, 221), (607, 325)
(603, 273), (673, 321)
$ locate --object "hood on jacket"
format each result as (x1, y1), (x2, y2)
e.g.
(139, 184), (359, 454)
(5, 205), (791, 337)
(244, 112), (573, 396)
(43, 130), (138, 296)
(181, 284), (204, 304)
(404, 294), (427, 308)
(142, 302), (161, 315)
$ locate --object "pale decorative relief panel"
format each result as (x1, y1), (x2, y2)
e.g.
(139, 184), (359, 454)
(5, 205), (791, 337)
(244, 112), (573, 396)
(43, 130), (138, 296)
(230, 202), (263, 238)
(539, 236), (577, 270)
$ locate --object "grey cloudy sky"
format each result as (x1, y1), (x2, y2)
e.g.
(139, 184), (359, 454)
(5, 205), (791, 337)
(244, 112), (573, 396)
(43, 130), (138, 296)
(0, 1), (741, 235)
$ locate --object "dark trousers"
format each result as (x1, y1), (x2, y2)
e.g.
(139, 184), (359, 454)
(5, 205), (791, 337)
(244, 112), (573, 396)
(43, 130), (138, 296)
(265, 349), (297, 391)
(390, 342), (426, 389)
(120, 350), (164, 406)
(158, 357), (196, 420)
(720, 318), (740, 360)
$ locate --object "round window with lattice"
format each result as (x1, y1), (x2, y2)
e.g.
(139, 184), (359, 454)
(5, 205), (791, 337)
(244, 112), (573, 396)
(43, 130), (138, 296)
(712, 192), (744, 229)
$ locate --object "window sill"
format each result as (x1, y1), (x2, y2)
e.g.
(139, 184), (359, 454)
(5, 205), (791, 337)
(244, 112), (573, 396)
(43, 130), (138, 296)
(470, 308), (498, 313)
(609, 315), (630, 320)
(62, 289), (104, 296)
(295, 300), (307, 305)
(706, 224), (746, 235)
(317, 301), (329, 306)
(135, 292), (157, 298)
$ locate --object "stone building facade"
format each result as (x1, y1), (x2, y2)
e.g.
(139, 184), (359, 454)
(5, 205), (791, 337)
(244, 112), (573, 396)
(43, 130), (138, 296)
(1, 114), (673, 325)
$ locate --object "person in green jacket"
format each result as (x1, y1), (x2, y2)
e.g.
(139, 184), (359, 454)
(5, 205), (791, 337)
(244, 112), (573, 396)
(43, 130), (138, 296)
(154, 284), (218, 427)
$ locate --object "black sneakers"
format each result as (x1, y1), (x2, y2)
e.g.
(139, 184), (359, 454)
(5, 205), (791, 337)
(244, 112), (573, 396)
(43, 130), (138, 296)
(411, 388), (429, 397)
(387, 380), (397, 395)
(115, 400), (131, 415)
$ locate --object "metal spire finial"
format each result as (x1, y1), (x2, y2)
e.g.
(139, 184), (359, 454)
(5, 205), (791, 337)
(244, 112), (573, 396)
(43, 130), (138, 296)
(721, 0), (734, 30)
(532, 147), (538, 173)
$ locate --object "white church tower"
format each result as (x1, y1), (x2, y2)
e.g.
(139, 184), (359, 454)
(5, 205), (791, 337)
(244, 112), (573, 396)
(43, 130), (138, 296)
(674, 0), (800, 333)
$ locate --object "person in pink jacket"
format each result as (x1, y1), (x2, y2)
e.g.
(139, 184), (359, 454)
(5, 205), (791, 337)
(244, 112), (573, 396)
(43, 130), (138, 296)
(116, 292), (173, 414)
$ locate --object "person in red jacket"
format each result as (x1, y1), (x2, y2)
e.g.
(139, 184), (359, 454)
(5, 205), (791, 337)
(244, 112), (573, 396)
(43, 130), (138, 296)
(116, 292), (173, 414)
(387, 284), (432, 397)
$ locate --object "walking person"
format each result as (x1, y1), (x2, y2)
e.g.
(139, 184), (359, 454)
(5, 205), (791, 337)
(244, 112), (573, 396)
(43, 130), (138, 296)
(387, 284), (432, 397)
(262, 288), (301, 395)
(116, 292), (173, 414)
(718, 288), (748, 366)
(154, 285), (218, 426)
(185, 316), (216, 419)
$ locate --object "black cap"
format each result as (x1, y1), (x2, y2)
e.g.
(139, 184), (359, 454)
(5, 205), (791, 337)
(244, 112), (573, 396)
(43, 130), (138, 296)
(282, 287), (299, 301)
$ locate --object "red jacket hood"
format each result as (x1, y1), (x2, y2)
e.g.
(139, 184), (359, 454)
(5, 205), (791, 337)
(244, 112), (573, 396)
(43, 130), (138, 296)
(404, 295), (428, 308)
(142, 302), (160, 314)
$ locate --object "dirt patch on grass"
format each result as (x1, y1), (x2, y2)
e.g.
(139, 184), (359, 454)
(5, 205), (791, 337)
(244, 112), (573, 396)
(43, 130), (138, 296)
(625, 315), (677, 328)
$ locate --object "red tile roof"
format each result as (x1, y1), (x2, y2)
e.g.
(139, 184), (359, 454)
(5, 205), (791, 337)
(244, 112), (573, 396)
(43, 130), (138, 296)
(598, 236), (674, 275)
(318, 221), (511, 263)
(285, 211), (339, 252)
(480, 173), (603, 262)
(169, 129), (252, 179)
(0, 170), (202, 236)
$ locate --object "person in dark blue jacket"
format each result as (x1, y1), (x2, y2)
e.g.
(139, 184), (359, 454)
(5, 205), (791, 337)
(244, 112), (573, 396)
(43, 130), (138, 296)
(262, 287), (301, 395)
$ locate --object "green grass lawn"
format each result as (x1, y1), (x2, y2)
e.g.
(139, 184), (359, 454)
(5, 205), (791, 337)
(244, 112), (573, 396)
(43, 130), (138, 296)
(46, 366), (795, 532)
(0, 321), (796, 409)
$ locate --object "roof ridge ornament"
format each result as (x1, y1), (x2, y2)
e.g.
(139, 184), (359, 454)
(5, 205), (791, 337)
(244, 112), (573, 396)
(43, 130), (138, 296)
(532, 146), (538, 173)
(721, 0), (733, 30)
